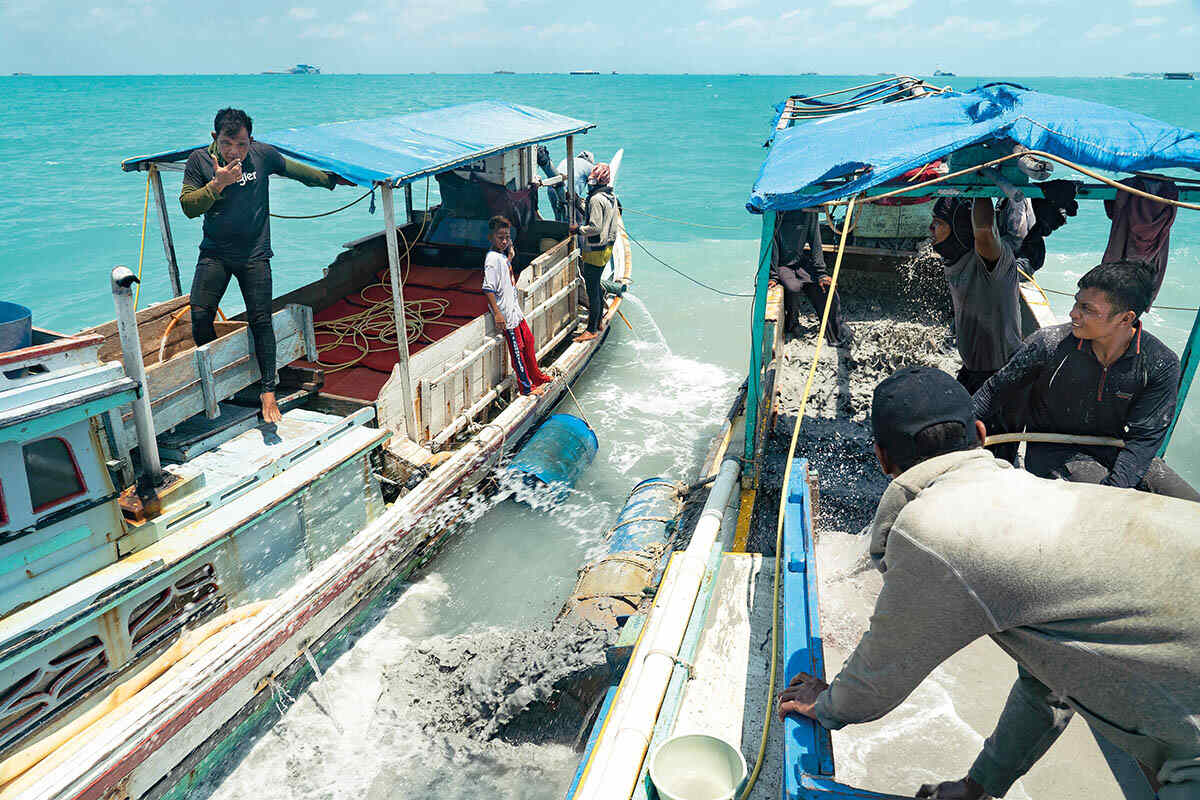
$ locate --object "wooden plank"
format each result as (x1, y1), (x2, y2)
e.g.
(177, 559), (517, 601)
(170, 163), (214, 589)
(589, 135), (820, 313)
(81, 296), (191, 364)
(0, 334), (104, 368)
(193, 346), (218, 419)
(287, 304), (318, 362)
(417, 379), (433, 444)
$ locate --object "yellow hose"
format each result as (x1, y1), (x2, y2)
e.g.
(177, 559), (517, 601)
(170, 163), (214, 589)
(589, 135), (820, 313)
(740, 195), (857, 799)
(1016, 266), (1051, 307)
(134, 171), (151, 309)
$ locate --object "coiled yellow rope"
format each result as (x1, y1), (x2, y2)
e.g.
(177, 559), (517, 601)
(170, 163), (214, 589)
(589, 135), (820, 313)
(313, 181), (461, 372)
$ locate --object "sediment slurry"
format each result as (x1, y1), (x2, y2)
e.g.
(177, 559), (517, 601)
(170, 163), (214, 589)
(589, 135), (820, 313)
(750, 254), (960, 550)
(375, 624), (612, 742)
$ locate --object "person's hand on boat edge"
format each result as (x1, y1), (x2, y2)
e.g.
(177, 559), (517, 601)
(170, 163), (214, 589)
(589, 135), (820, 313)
(914, 776), (988, 799)
(819, 275), (832, 290)
(776, 671), (828, 721)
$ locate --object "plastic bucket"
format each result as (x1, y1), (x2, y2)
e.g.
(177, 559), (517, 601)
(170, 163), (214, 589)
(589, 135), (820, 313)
(0, 302), (32, 354)
(649, 734), (747, 800)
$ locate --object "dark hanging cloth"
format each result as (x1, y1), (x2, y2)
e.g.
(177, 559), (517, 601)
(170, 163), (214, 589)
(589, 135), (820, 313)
(433, 171), (539, 240)
(771, 210), (851, 347)
(1103, 176), (1177, 303)
(1014, 179), (1079, 274)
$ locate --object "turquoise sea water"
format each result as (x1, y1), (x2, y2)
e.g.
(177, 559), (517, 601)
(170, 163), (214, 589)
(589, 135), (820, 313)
(0, 75), (1197, 797)
(1, 74), (1197, 484)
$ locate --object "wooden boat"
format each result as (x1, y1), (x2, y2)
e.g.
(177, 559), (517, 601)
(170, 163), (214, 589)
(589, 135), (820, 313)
(0, 101), (632, 800)
(569, 82), (1200, 800)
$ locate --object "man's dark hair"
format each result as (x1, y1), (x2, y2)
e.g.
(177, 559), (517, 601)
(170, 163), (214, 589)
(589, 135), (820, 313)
(889, 421), (975, 473)
(213, 108), (253, 138)
(488, 215), (512, 232)
(1078, 259), (1155, 318)
(871, 366), (980, 473)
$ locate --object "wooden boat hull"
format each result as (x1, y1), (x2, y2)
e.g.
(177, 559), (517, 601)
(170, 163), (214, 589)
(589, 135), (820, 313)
(11, 222), (633, 800)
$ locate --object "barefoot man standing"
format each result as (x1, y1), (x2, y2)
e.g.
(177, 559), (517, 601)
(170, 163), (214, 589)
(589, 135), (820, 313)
(179, 108), (338, 422)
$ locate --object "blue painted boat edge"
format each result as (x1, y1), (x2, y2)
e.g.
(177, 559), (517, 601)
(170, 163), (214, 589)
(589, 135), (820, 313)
(564, 683), (618, 800)
(782, 455), (910, 800)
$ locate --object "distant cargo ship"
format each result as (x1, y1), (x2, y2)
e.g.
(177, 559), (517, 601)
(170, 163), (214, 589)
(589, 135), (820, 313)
(493, 70), (515, 74)
(1164, 72), (1195, 80)
(933, 69), (956, 76)
(262, 64), (321, 75)
(570, 70), (600, 75)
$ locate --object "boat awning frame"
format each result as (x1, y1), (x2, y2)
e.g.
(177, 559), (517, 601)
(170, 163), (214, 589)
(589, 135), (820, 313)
(747, 83), (1200, 213)
(120, 100), (595, 189)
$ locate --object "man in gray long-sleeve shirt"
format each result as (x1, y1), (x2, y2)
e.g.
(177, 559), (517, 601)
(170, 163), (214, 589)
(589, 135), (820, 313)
(778, 367), (1200, 799)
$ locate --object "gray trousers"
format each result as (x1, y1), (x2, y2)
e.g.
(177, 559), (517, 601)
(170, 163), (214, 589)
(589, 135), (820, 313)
(968, 665), (1156, 799)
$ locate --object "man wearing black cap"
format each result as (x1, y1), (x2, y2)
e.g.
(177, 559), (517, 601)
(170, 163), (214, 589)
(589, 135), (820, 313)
(777, 367), (1200, 800)
(931, 197), (1025, 461)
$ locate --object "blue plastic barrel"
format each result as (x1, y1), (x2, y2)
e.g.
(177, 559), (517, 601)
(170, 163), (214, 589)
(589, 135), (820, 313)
(608, 477), (682, 552)
(0, 302), (32, 354)
(507, 414), (598, 500)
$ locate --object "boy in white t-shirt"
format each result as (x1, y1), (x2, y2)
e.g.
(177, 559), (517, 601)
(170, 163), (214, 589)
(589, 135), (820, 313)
(482, 215), (553, 396)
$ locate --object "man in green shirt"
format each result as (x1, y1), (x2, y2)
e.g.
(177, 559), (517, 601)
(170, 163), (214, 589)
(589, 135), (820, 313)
(180, 107), (337, 423)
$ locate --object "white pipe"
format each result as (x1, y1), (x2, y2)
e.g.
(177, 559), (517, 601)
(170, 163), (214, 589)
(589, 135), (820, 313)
(111, 266), (161, 483)
(573, 458), (741, 800)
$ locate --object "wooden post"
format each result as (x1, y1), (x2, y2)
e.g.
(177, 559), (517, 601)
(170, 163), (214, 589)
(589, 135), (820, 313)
(380, 182), (418, 441)
(149, 165), (182, 297)
(565, 135), (576, 230)
(404, 183), (414, 224)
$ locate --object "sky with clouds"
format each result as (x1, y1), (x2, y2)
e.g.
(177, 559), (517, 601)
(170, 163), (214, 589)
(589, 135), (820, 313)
(2, 0), (1199, 75)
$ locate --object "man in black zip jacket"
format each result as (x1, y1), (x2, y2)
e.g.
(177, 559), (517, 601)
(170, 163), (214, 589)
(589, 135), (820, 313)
(973, 259), (1199, 501)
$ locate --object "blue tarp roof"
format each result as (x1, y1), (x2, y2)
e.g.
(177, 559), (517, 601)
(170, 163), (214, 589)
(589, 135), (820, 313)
(122, 101), (594, 188)
(747, 83), (1200, 212)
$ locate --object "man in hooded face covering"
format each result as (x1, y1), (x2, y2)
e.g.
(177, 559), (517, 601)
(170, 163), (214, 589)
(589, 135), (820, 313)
(932, 197), (1026, 462)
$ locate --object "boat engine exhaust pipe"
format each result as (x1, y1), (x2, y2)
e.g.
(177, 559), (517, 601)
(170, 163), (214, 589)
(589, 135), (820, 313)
(111, 267), (163, 491)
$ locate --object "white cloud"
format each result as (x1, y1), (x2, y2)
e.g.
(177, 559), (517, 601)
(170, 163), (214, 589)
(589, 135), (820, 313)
(1181, 24), (1196, 34)
(289, 7), (318, 19)
(780, 7), (811, 19)
(1131, 0), (1176, 6)
(927, 14), (1042, 40)
(1134, 15), (1165, 24)
(347, 10), (370, 23)
(1085, 22), (1123, 39)
(866, 0), (911, 18)
(830, 0), (909, 17)
(708, 0), (751, 10)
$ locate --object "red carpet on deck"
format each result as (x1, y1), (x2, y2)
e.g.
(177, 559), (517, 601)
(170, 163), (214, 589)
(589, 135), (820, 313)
(289, 264), (488, 402)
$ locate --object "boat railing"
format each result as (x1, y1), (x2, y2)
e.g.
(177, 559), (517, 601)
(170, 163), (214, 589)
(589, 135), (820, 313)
(385, 238), (581, 446)
(79, 298), (317, 457)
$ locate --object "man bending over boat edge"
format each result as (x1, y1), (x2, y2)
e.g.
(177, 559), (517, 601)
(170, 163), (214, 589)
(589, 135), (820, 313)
(778, 367), (1200, 799)
(179, 107), (341, 423)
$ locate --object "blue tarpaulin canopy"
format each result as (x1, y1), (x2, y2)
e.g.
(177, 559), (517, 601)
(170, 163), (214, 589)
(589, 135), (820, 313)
(747, 84), (1200, 212)
(121, 100), (594, 188)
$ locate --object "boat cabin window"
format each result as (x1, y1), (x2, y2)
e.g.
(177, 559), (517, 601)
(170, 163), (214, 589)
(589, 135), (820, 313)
(24, 437), (86, 513)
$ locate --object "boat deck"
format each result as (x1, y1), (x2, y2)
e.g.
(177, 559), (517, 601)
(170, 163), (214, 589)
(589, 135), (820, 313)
(290, 264), (490, 402)
(0, 407), (386, 662)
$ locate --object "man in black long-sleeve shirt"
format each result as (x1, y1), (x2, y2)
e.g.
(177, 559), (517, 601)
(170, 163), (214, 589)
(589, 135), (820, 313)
(973, 259), (1199, 501)
(179, 107), (337, 423)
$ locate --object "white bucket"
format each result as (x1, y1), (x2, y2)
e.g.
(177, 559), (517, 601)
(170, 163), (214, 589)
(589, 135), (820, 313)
(649, 734), (748, 800)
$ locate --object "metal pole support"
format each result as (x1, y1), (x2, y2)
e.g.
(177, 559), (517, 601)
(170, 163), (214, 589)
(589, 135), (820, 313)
(379, 183), (419, 441)
(111, 266), (162, 486)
